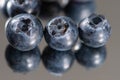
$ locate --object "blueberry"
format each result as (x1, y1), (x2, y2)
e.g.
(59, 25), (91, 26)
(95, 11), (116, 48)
(5, 45), (41, 73)
(40, 2), (62, 19)
(6, 0), (41, 17)
(0, 0), (9, 17)
(42, 46), (75, 76)
(72, 38), (81, 52)
(78, 14), (111, 47)
(64, 1), (96, 23)
(41, 0), (70, 7)
(44, 16), (79, 51)
(75, 44), (107, 68)
(5, 14), (43, 51)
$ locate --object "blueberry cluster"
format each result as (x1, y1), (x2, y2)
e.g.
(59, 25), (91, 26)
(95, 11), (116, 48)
(1, 0), (111, 75)
(3, 0), (111, 51)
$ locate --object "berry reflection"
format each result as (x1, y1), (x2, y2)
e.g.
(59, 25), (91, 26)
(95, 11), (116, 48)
(42, 46), (75, 76)
(5, 45), (41, 73)
(75, 44), (107, 68)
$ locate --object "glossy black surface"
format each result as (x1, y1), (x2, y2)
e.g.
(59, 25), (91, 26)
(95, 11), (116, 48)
(42, 46), (75, 75)
(5, 45), (41, 73)
(75, 44), (107, 68)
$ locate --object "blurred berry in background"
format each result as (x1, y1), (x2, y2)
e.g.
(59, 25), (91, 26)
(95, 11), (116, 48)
(0, 0), (9, 17)
(64, 1), (96, 23)
(1, 0), (41, 17)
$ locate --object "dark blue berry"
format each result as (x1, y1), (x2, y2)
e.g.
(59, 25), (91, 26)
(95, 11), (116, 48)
(5, 45), (41, 73)
(42, 46), (75, 76)
(0, 0), (9, 17)
(72, 39), (81, 52)
(5, 14), (43, 51)
(78, 14), (111, 47)
(6, 0), (41, 17)
(64, 1), (96, 23)
(75, 44), (107, 68)
(44, 16), (79, 51)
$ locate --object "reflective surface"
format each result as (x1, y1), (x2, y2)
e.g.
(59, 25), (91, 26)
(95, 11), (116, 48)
(0, 0), (120, 80)
(5, 45), (41, 73)
(75, 44), (106, 68)
(42, 46), (74, 76)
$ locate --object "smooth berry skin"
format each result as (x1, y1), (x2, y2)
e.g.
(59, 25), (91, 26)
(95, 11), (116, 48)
(65, 1), (96, 23)
(72, 39), (81, 52)
(44, 16), (79, 51)
(5, 45), (41, 73)
(6, 0), (40, 17)
(5, 14), (43, 51)
(75, 44), (106, 68)
(42, 46), (75, 75)
(78, 14), (111, 48)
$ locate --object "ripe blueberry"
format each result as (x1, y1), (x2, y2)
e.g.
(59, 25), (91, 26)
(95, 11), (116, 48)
(75, 44), (106, 68)
(78, 14), (111, 48)
(72, 39), (81, 52)
(0, 0), (9, 17)
(5, 45), (41, 73)
(44, 16), (79, 51)
(42, 46), (75, 76)
(6, 0), (40, 17)
(5, 14), (43, 51)
(65, 1), (96, 23)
